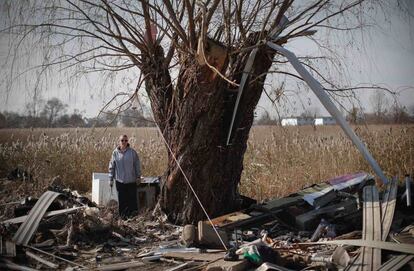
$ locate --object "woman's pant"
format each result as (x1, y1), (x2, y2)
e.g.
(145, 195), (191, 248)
(116, 181), (138, 218)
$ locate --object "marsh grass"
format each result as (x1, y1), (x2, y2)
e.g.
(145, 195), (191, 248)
(241, 125), (414, 201)
(0, 127), (166, 194)
(0, 125), (412, 205)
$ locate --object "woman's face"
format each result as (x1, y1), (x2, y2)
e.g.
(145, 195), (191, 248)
(119, 136), (128, 149)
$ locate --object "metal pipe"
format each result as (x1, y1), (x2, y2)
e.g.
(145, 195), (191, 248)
(266, 42), (388, 185)
(406, 174), (412, 207)
(226, 16), (289, 145)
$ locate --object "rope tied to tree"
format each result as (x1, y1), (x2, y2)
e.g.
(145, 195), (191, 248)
(155, 123), (228, 251)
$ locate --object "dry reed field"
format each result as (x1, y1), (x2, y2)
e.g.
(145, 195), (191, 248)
(0, 125), (413, 206)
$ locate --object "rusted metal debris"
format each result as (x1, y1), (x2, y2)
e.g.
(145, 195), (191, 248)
(0, 172), (413, 270)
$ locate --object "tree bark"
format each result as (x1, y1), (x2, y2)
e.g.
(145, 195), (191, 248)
(142, 37), (275, 224)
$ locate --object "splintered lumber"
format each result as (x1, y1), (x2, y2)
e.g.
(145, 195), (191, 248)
(347, 180), (398, 271)
(13, 191), (60, 245)
(166, 261), (199, 271)
(26, 245), (86, 268)
(80, 261), (145, 271)
(2, 207), (82, 224)
(362, 186), (382, 270)
(345, 186), (381, 271)
(25, 251), (59, 269)
(210, 212), (251, 227)
(381, 179), (398, 241)
(305, 240), (414, 254)
(163, 251), (225, 262)
(378, 255), (414, 271)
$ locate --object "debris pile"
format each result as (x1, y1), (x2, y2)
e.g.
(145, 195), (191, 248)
(1, 172), (414, 270)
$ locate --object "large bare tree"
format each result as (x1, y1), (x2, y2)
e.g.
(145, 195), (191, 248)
(1, 0), (409, 223)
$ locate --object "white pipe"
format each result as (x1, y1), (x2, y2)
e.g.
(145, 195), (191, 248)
(406, 174), (412, 207)
(226, 16), (289, 145)
(226, 48), (258, 145)
(266, 42), (388, 185)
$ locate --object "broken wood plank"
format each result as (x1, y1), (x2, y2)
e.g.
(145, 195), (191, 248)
(2, 207), (82, 224)
(217, 212), (273, 230)
(363, 186), (381, 270)
(26, 245), (86, 268)
(25, 250), (59, 269)
(80, 261), (145, 271)
(378, 255), (414, 271)
(166, 261), (199, 271)
(346, 180), (398, 271)
(163, 251), (225, 262)
(304, 239), (414, 254)
(210, 211), (251, 227)
(346, 186), (381, 271)
(381, 179), (398, 241)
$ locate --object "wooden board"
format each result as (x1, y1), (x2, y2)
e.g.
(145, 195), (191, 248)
(378, 255), (414, 271)
(354, 186), (381, 271)
(163, 252), (225, 262)
(345, 186), (381, 271)
(81, 261), (145, 271)
(210, 211), (251, 228)
(2, 207), (82, 224)
(381, 180), (398, 241)
(311, 240), (414, 255)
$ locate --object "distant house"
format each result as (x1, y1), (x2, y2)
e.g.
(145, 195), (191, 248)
(314, 117), (336, 126)
(281, 116), (336, 126)
(280, 118), (298, 126)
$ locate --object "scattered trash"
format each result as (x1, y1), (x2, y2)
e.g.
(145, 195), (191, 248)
(1, 172), (413, 270)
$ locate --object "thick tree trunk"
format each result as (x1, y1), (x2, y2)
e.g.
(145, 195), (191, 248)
(142, 38), (275, 224)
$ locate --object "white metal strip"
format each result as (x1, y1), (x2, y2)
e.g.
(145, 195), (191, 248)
(266, 42), (388, 185)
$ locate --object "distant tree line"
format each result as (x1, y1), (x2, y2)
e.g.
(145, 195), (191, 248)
(0, 98), (155, 129)
(255, 92), (414, 126)
(346, 105), (414, 125)
(347, 92), (414, 125)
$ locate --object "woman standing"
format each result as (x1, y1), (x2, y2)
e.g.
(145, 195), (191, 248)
(108, 134), (141, 218)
